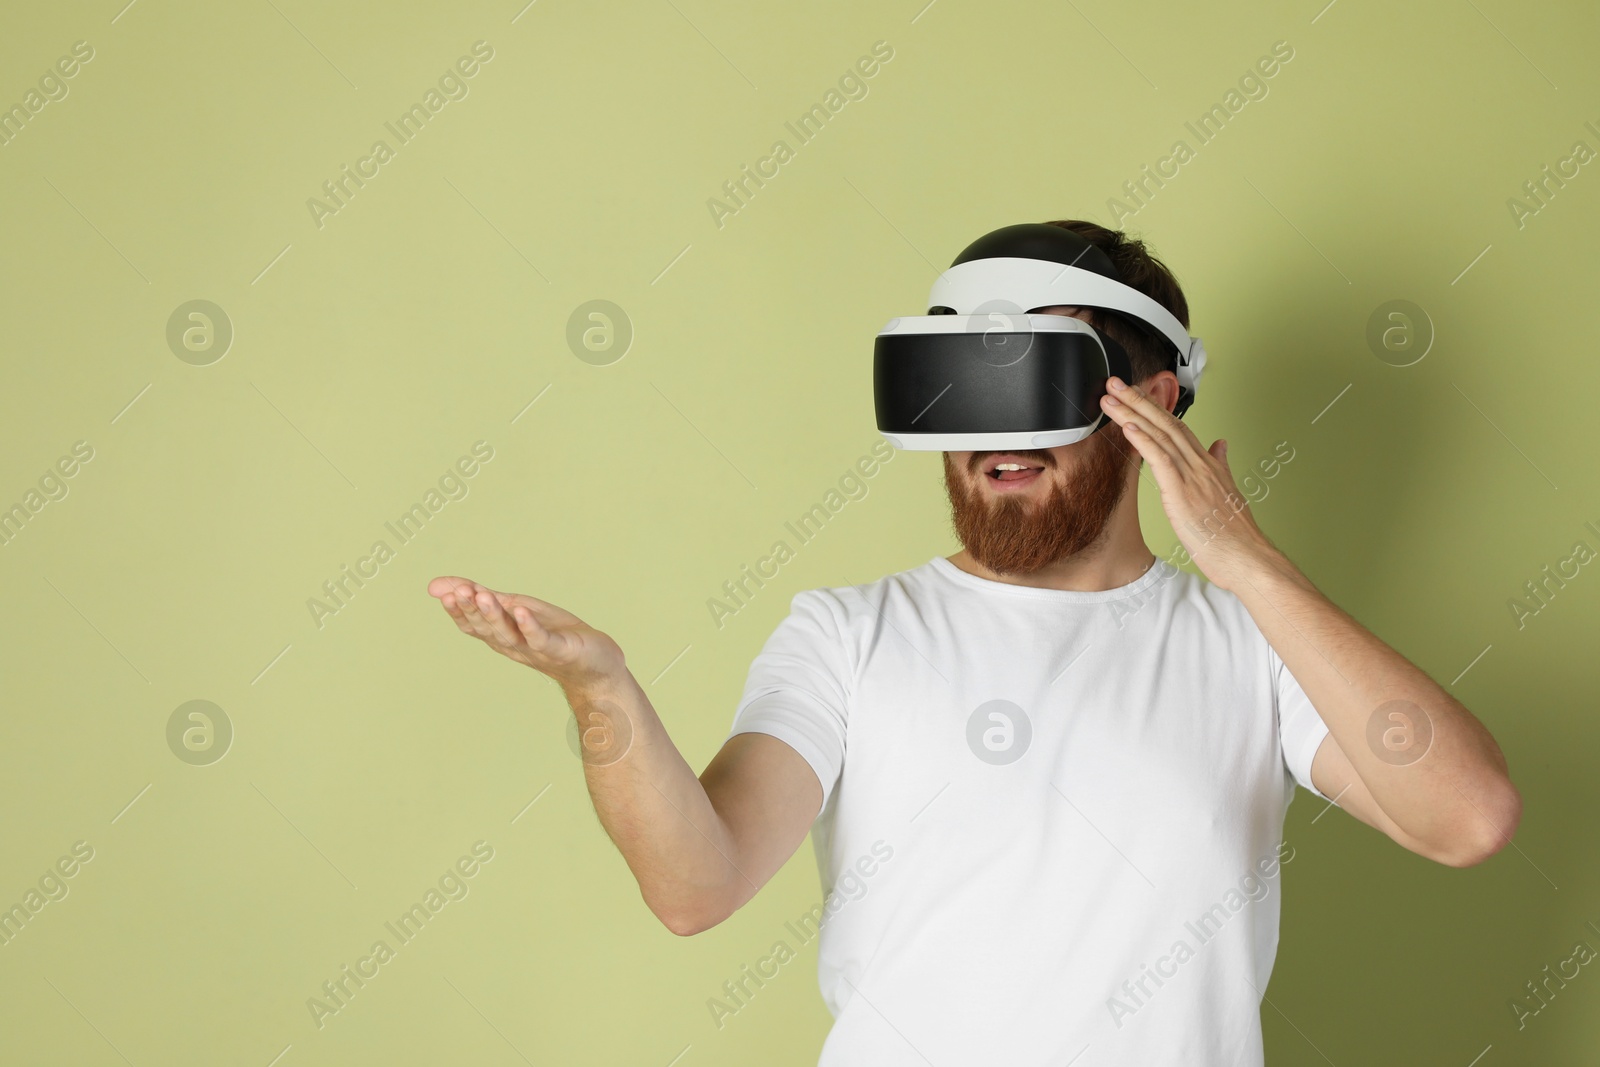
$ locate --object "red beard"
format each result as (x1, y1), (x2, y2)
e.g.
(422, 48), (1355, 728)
(942, 424), (1138, 576)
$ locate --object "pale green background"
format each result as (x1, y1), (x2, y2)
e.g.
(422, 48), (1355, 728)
(1, 0), (1596, 1063)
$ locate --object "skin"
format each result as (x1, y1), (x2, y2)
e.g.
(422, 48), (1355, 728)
(428, 307), (1522, 933)
(423, 580), (817, 934)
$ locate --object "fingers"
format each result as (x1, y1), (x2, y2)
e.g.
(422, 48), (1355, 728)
(1118, 419), (1184, 495)
(441, 608), (477, 636)
(509, 603), (555, 656)
(427, 576), (469, 599)
(513, 603), (582, 664)
(474, 587), (525, 646)
(446, 580), (501, 643)
(1105, 378), (1201, 449)
(428, 577), (583, 667)
(431, 577), (493, 633)
(1102, 379), (1205, 473)
(1103, 399), (1179, 475)
(502, 591), (582, 629)
(430, 577), (481, 635)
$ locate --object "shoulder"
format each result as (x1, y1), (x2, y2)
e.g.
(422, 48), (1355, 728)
(752, 564), (937, 688)
(775, 562), (944, 654)
(791, 559), (943, 620)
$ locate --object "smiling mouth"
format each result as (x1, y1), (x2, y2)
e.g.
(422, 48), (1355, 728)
(979, 454), (1049, 490)
(989, 463), (1043, 482)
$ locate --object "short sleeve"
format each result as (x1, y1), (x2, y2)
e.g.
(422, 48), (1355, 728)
(726, 589), (852, 814)
(1271, 646), (1332, 800)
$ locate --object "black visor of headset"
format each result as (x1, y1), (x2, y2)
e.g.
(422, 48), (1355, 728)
(874, 223), (1206, 451)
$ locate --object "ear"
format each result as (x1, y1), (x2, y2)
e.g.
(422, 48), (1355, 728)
(1137, 370), (1182, 415)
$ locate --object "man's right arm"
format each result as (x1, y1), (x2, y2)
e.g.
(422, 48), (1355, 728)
(567, 670), (823, 934)
(427, 575), (823, 936)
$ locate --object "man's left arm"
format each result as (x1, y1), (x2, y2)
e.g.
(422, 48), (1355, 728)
(1233, 549), (1519, 866)
(1099, 373), (1522, 868)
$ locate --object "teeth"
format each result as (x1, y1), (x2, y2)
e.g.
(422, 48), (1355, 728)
(995, 463), (1030, 471)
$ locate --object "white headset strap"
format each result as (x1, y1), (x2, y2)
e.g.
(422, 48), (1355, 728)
(928, 257), (1205, 396)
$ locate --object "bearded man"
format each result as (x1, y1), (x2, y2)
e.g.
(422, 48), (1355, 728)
(429, 220), (1520, 1066)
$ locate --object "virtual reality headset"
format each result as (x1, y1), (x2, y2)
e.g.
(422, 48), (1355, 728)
(874, 223), (1207, 451)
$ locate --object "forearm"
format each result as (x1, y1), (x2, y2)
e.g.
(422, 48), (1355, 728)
(564, 670), (749, 931)
(1086, 375), (1520, 860)
(1233, 548), (1519, 856)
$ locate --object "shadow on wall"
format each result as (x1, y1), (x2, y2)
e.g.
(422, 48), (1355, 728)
(1209, 205), (1592, 1064)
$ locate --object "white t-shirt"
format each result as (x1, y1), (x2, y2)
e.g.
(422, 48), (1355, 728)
(725, 555), (1331, 1067)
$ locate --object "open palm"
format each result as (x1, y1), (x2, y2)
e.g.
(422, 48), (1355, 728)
(427, 575), (625, 688)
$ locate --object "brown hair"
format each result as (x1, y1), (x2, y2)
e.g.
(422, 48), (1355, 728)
(1041, 219), (1190, 391)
